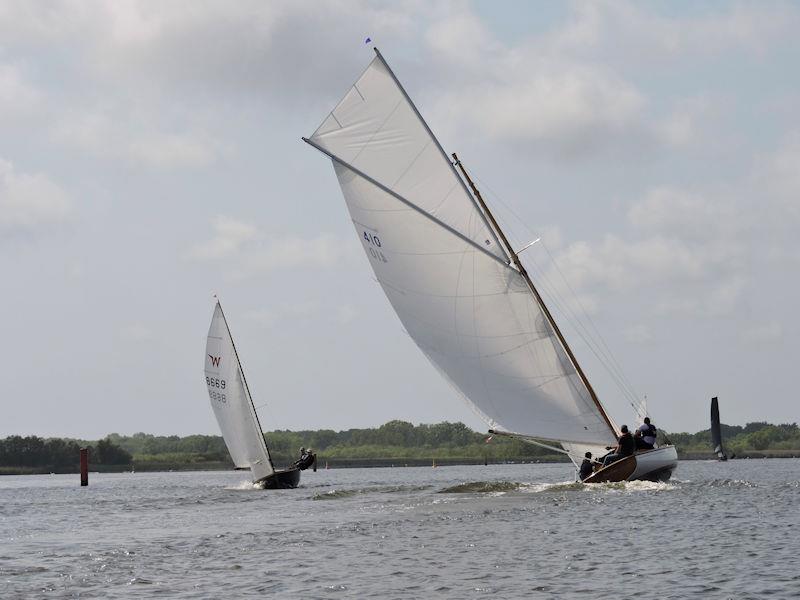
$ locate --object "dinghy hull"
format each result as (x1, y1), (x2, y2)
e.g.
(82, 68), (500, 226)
(583, 445), (677, 483)
(257, 467), (301, 489)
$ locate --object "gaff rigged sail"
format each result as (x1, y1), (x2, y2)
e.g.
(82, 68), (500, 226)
(305, 50), (617, 448)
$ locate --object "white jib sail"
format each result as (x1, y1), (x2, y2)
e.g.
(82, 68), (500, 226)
(306, 50), (617, 447)
(205, 302), (274, 481)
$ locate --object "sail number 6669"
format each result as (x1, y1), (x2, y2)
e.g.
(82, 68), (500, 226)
(206, 377), (226, 389)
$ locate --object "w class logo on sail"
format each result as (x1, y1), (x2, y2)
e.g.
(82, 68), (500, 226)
(208, 355), (222, 367)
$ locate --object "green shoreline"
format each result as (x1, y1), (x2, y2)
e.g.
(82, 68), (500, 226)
(3, 419), (799, 476)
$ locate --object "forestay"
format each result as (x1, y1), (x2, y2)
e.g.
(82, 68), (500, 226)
(205, 303), (274, 481)
(307, 50), (617, 446)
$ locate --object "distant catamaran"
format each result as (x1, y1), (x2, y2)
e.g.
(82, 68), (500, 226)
(204, 300), (301, 488)
(304, 48), (677, 482)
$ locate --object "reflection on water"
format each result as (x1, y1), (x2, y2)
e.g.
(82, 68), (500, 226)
(1, 460), (799, 598)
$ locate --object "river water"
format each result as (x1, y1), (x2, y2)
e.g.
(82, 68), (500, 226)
(1, 459), (798, 599)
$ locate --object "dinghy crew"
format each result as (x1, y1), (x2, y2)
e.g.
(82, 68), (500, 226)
(294, 447), (316, 471)
(635, 417), (657, 450)
(602, 425), (635, 466)
(579, 452), (594, 481)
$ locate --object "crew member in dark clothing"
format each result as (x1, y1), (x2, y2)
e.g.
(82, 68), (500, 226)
(635, 417), (657, 450)
(579, 452), (594, 481)
(602, 425), (635, 466)
(294, 447), (316, 470)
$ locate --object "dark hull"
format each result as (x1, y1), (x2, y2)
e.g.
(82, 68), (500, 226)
(257, 467), (301, 489)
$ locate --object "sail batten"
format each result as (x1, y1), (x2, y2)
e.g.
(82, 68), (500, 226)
(205, 302), (274, 481)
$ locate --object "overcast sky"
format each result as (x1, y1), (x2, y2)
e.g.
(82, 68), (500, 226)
(2, 1), (799, 439)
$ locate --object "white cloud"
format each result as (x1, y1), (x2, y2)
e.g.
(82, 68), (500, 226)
(0, 63), (40, 119)
(742, 321), (783, 343)
(119, 324), (155, 343)
(243, 301), (321, 329)
(52, 110), (219, 169)
(187, 215), (259, 260)
(628, 187), (745, 241)
(754, 134), (800, 219)
(623, 324), (653, 344)
(545, 1), (799, 60)
(187, 215), (356, 277)
(0, 158), (72, 235)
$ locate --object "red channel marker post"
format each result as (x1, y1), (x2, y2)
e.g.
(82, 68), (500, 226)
(80, 448), (88, 486)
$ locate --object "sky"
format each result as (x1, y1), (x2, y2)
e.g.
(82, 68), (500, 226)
(1, 0), (799, 439)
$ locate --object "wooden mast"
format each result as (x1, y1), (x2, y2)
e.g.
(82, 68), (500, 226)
(451, 153), (618, 438)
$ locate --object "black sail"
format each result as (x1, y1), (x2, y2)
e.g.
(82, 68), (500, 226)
(710, 396), (728, 461)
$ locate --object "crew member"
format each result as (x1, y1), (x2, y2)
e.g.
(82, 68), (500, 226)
(579, 451), (594, 481)
(635, 417), (657, 450)
(602, 425), (635, 466)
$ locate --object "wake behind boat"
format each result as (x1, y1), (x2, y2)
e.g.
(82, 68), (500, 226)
(204, 300), (301, 489)
(303, 48), (677, 482)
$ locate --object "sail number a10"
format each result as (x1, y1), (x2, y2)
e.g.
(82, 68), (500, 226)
(362, 230), (388, 263)
(206, 376), (227, 403)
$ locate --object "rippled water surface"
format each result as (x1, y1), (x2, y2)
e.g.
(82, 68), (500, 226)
(2, 460), (799, 598)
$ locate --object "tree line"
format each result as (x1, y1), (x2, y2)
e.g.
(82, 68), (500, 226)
(2, 420), (799, 473)
(0, 436), (132, 470)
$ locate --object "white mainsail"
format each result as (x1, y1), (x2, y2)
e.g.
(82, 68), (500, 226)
(305, 50), (617, 448)
(204, 301), (274, 481)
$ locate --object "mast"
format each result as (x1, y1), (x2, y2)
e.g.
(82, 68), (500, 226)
(215, 300), (276, 471)
(451, 153), (618, 438)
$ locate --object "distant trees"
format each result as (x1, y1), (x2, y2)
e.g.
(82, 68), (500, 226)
(0, 435), (131, 468)
(667, 422), (800, 455)
(95, 438), (132, 465)
(2, 420), (798, 472)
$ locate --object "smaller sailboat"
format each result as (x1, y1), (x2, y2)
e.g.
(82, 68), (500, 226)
(204, 300), (301, 488)
(710, 396), (728, 461)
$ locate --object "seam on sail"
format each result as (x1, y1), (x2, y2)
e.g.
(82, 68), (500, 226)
(389, 138), (433, 190)
(348, 98), (403, 165)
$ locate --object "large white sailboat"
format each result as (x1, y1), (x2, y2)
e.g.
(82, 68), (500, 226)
(204, 300), (302, 488)
(303, 48), (677, 482)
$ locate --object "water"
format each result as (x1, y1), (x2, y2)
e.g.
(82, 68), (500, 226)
(2, 460), (799, 599)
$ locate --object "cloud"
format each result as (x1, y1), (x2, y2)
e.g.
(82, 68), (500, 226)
(119, 324), (155, 343)
(0, 158), (72, 236)
(543, 1), (800, 60)
(742, 321), (783, 343)
(539, 181), (751, 317)
(186, 215), (259, 260)
(424, 2), (800, 161)
(187, 215), (356, 277)
(237, 233), (356, 276)
(0, 63), (41, 119)
(52, 110), (220, 169)
(243, 301), (322, 329)
(623, 324), (653, 344)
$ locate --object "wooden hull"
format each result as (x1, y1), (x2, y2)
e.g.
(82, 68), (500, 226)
(256, 467), (301, 489)
(583, 445), (678, 483)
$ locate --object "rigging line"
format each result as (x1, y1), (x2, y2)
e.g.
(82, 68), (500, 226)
(538, 239), (643, 405)
(303, 136), (512, 270)
(524, 255), (642, 410)
(469, 170), (642, 407)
